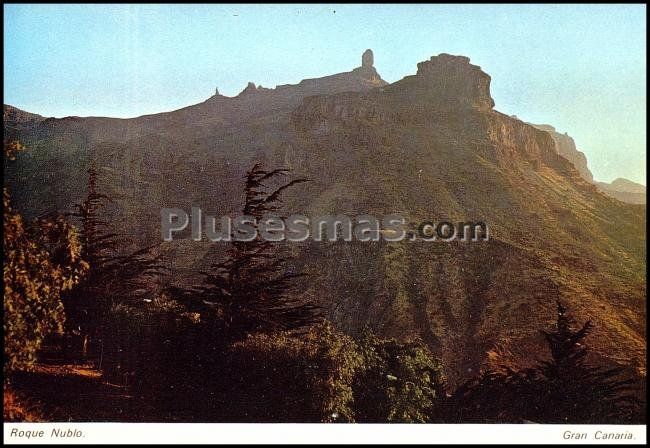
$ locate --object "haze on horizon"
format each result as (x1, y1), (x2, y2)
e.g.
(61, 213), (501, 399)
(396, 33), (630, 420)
(3, 4), (646, 185)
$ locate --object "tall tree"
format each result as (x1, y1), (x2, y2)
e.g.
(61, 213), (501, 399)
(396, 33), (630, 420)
(534, 302), (643, 423)
(176, 163), (322, 339)
(445, 302), (644, 423)
(64, 164), (166, 355)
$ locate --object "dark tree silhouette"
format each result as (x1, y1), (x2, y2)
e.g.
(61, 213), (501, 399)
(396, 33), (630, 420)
(174, 163), (322, 339)
(443, 302), (644, 423)
(533, 302), (643, 423)
(63, 164), (166, 356)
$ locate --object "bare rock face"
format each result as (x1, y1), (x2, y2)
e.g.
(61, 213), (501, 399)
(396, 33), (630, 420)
(388, 53), (495, 112)
(529, 123), (594, 182)
(362, 49), (374, 68)
(529, 122), (646, 204)
(238, 82), (258, 96)
(237, 82), (272, 96)
(351, 48), (384, 84)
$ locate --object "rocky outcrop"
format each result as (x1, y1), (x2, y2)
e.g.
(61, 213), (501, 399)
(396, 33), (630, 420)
(529, 122), (646, 204)
(529, 123), (593, 182)
(4, 51), (646, 385)
(237, 82), (273, 96)
(386, 53), (495, 111)
(278, 49), (387, 94)
(362, 49), (374, 68)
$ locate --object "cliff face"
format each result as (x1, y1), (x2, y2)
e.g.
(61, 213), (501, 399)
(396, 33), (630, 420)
(529, 123), (645, 204)
(4, 51), (645, 384)
(385, 53), (495, 111)
(529, 124), (594, 182)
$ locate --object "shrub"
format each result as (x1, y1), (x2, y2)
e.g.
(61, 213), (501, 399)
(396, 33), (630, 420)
(228, 322), (361, 422)
(353, 327), (445, 422)
(3, 188), (86, 372)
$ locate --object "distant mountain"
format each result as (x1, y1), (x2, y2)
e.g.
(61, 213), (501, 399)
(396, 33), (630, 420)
(527, 123), (594, 182)
(525, 122), (645, 205)
(595, 178), (646, 205)
(4, 50), (645, 384)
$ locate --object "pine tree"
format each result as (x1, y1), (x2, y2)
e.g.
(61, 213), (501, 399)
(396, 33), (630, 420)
(445, 302), (644, 423)
(64, 163), (166, 356)
(534, 301), (643, 423)
(176, 163), (322, 339)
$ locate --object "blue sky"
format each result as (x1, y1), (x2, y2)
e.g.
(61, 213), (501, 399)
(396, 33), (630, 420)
(3, 4), (646, 184)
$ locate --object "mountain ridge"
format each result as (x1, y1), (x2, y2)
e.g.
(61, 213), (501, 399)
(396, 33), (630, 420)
(4, 50), (645, 384)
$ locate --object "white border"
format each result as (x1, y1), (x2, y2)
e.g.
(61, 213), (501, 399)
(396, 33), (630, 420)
(3, 423), (647, 445)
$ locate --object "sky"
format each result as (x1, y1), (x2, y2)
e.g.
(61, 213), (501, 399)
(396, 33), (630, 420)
(3, 4), (646, 185)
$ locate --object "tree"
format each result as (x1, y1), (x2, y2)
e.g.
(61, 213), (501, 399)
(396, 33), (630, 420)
(534, 302), (643, 423)
(4, 141), (87, 372)
(353, 327), (445, 422)
(445, 302), (644, 423)
(175, 163), (322, 339)
(63, 163), (166, 356)
(226, 322), (361, 422)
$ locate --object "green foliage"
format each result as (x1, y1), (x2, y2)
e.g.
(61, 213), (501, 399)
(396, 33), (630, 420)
(4, 142), (87, 372)
(229, 322), (361, 422)
(353, 327), (445, 422)
(223, 323), (444, 422)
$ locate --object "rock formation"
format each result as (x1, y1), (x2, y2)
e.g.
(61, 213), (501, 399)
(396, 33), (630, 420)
(529, 123), (593, 182)
(4, 51), (645, 384)
(529, 122), (645, 204)
(385, 53), (495, 111)
(362, 49), (374, 68)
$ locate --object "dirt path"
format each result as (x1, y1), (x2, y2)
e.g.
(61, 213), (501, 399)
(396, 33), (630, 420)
(8, 361), (160, 422)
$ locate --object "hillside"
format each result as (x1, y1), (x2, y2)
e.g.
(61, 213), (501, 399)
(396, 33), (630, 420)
(4, 50), (645, 384)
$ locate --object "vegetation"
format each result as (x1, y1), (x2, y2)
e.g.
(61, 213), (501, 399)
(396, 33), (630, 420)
(3, 154), (645, 423)
(4, 141), (87, 372)
(445, 302), (644, 423)
(172, 163), (321, 339)
(353, 328), (445, 422)
(63, 164), (166, 358)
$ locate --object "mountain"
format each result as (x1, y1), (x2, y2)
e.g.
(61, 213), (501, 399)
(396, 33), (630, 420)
(595, 178), (646, 205)
(4, 51), (645, 384)
(4, 105), (44, 128)
(527, 123), (594, 182)
(526, 122), (646, 205)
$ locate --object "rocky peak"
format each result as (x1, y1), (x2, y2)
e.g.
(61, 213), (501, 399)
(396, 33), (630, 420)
(237, 82), (272, 96)
(391, 53), (495, 112)
(529, 123), (594, 183)
(238, 82), (257, 96)
(352, 48), (383, 83)
(361, 49), (374, 69)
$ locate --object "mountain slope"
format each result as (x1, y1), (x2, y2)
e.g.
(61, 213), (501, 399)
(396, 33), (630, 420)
(528, 122), (645, 205)
(596, 178), (646, 205)
(4, 51), (645, 383)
